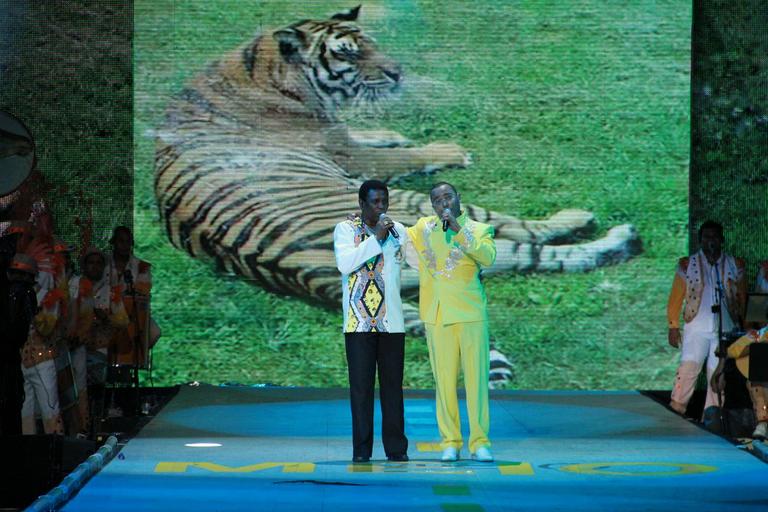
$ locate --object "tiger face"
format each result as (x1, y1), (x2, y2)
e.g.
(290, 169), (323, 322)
(272, 6), (402, 114)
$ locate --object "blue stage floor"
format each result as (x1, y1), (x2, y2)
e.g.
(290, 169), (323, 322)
(62, 386), (768, 511)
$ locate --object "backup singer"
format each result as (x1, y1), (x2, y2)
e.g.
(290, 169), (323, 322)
(666, 220), (746, 419)
(333, 180), (408, 463)
(406, 182), (496, 462)
(68, 247), (129, 386)
(107, 226), (153, 367)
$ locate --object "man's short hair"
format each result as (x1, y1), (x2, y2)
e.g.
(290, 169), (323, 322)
(79, 246), (106, 270)
(358, 180), (388, 202)
(698, 220), (724, 241)
(109, 225), (133, 245)
(430, 182), (458, 199)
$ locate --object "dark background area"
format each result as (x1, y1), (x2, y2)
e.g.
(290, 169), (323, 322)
(0, 0), (132, 247)
(690, 0), (768, 279)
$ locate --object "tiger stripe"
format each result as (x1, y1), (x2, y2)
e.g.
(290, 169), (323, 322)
(154, 8), (641, 328)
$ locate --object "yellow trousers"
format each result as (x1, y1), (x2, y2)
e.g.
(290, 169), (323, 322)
(425, 318), (490, 453)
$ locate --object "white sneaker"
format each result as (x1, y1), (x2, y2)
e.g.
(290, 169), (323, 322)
(441, 446), (459, 462)
(752, 421), (768, 440)
(471, 446), (494, 462)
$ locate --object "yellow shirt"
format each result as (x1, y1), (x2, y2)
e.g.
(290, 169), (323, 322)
(406, 212), (495, 324)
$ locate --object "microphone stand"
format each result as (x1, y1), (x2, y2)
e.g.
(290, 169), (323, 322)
(712, 261), (730, 437)
(124, 271), (142, 415)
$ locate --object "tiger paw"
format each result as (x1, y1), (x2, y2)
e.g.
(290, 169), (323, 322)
(348, 129), (411, 148)
(420, 142), (472, 173)
(404, 313), (425, 336)
(405, 321), (425, 337)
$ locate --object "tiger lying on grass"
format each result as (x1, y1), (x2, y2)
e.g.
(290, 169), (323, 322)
(154, 6), (642, 385)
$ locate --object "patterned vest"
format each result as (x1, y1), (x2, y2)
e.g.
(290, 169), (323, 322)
(344, 221), (387, 333)
(682, 251), (741, 323)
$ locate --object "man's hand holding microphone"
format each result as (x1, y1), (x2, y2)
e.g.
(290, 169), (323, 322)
(376, 213), (399, 242)
(440, 208), (460, 233)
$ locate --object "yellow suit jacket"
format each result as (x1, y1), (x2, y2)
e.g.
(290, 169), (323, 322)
(406, 212), (496, 324)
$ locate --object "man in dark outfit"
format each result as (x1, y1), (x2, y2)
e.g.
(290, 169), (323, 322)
(1, 245), (38, 436)
(333, 180), (409, 463)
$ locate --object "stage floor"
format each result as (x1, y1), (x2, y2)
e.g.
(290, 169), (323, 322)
(62, 386), (768, 511)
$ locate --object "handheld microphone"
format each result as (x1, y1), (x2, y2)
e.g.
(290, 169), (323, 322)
(379, 213), (399, 239)
(442, 209), (450, 232)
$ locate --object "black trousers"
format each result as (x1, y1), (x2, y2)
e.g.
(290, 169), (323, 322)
(345, 332), (408, 458)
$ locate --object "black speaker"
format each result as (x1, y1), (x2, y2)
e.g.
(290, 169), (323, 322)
(749, 343), (768, 382)
(0, 435), (95, 509)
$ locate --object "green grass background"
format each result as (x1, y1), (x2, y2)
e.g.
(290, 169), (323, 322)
(134, 0), (691, 389)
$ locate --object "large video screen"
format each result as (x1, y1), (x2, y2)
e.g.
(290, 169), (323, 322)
(134, 1), (691, 389)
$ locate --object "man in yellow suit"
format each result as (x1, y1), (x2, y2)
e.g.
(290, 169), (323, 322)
(406, 182), (496, 462)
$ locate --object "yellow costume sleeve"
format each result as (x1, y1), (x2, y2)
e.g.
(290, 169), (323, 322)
(727, 333), (754, 359)
(110, 303), (130, 328)
(33, 311), (58, 337)
(453, 224), (496, 267)
(405, 220), (422, 246)
(667, 273), (686, 329)
(76, 306), (94, 339)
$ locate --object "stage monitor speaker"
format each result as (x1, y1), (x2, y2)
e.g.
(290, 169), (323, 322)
(749, 343), (768, 382)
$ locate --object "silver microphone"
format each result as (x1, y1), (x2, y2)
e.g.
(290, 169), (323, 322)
(379, 213), (399, 239)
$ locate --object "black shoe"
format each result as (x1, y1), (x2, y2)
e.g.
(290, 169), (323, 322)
(387, 454), (409, 462)
(352, 455), (370, 463)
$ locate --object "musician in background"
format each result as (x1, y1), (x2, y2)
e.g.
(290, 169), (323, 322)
(723, 264), (768, 439)
(18, 213), (68, 435)
(49, 239), (87, 435)
(666, 220), (747, 420)
(68, 246), (128, 424)
(756, 261), (768, 294)
(106, 226), (153, 369)
(108, 227), (151, 296)
(715, 326), (768, 439)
